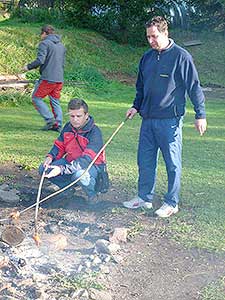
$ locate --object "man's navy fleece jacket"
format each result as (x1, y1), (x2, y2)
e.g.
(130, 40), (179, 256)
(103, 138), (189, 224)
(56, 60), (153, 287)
(133, 41), (206, 120)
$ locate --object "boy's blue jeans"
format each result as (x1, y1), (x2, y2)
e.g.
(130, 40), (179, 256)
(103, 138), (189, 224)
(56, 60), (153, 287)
(137, 117), (183, 207)
(39, 158), (98, 198)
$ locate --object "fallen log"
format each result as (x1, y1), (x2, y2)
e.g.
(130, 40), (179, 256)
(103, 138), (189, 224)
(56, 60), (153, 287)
(0, 79), (90, 89)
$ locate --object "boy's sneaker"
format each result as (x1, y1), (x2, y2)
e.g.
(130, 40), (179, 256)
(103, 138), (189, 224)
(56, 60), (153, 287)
(123, 196), (152, 209)
(155, 203), (178, 218)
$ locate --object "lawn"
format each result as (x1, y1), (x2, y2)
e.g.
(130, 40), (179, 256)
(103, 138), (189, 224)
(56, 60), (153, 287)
(0, 82), (224, 254)
(0, 19), (224, 299)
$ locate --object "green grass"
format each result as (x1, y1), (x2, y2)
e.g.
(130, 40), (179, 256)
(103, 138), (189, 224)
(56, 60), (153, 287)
(0, 19), (225, 86)
(52, 272), (104, 292)
(0, 18), (143, 80)
(0, 20), (224, 253)
(171, 30), (225, 87)
(0, 83), (224, 254)
(200, 277), (225, 300)
(167, 99), (225, 253)
(0, 19), (225, 251)
(128, 220), (144, 240)
(0, 19), (224, 297)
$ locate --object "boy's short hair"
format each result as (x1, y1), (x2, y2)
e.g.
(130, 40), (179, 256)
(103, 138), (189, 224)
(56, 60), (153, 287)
(68, 98), (89, 113)
(41, 25), (55, 35)
(145, 16), (168, 33)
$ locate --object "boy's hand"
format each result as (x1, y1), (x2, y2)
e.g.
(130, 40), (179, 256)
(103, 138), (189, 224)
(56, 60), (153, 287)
(43, 156), (53, 168)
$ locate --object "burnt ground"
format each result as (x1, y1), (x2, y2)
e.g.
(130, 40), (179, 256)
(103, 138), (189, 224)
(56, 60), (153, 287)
(0, 162), (225, 300)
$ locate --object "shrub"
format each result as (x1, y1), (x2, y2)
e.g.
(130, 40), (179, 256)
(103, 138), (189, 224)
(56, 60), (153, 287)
(11, 7), (64, 25)
(65, 60), (108, 89)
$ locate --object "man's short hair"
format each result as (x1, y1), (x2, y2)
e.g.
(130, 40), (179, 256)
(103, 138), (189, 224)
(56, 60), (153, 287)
(145, 16), (168, 33)
(41, 25), (55, 35)
(68, 98), (89, 113)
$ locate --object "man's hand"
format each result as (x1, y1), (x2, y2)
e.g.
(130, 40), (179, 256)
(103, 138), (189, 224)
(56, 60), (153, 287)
(126, 107), (137, 119)
(45, 165), (61, 178)
(195, 118), (207, 136)
(17, 73), (26, 80)
(22, 65), (28, 72)
(43, 156), (53, 168)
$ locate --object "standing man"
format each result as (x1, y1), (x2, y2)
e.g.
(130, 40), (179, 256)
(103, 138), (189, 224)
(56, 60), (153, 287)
(123, 16), (207, 217)
(23, 25), (66, 132)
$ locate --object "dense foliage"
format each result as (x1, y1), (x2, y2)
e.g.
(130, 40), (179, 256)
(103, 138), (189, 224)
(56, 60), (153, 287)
(13, 0), (159, 44)
(187, 0), (225, 32)
(8, 0), (225, 45)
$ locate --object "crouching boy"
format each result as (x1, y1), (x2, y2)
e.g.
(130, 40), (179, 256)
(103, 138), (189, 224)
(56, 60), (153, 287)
(39, 98), (106, 200)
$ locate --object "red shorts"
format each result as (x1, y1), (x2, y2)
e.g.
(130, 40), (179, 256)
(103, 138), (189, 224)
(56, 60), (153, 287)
(34, 80), (63, 99)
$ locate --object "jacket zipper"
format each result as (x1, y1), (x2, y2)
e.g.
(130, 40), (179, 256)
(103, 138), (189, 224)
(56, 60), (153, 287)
(174, 105), (178, 117)
(157, 52), (160, 61)
(75, 134), (84, 151)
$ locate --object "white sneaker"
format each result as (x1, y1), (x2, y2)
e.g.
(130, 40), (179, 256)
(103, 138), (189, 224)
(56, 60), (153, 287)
(155, 203), (178, 218)
(123, 196), (153, 209)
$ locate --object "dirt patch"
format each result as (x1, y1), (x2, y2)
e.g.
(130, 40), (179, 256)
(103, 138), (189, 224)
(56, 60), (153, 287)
(0, 163), (224, 299)
(102, 71), (136, 85)
(102, 71), (225, 97)
(101, 234), (225, 300)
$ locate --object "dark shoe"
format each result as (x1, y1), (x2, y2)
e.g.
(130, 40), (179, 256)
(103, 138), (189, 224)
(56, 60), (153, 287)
(41, 121), (55, 131)
(50, 125), (62, 133)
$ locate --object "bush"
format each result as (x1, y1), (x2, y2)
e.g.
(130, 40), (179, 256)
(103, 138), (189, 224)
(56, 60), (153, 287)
(11, 7), (64, 25)
(0, 90), (32, 107)
(65, 60), (108, 89)
(90, 10), (147, 45)
(10, 1), (153, 46)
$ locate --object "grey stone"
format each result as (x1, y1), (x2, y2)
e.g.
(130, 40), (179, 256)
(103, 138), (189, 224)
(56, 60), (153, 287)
(99, 265), (110, 274)
(89, 288), (112, 300)
(95, 239), (111, 254)
(84, 260), (91, 268)
(79, 289), (89, 300)
(109, 227), (128, 244)
(0, 187), (20, 203)
(71, 288), (86, 299)
(92, 256), (102, 265)
(95, 239), (120, 255)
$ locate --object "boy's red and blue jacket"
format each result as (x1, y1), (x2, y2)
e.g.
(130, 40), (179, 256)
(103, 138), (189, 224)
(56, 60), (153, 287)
(47, 116), (106, 172)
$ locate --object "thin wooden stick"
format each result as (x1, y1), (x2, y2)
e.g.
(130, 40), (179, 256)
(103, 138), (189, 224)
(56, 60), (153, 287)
(33, 167), (47, 246)
(34, 168), (46, 230)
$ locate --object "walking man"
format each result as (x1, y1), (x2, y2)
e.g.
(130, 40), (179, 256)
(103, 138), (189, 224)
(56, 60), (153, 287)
(123, 16), (207, 217)
(23, 25), (66, 132)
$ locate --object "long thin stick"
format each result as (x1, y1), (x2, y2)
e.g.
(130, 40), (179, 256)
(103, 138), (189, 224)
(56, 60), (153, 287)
(34, 167), (46, 235)
(20, 117), (128, 214)
(0, 80), (89, 86)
